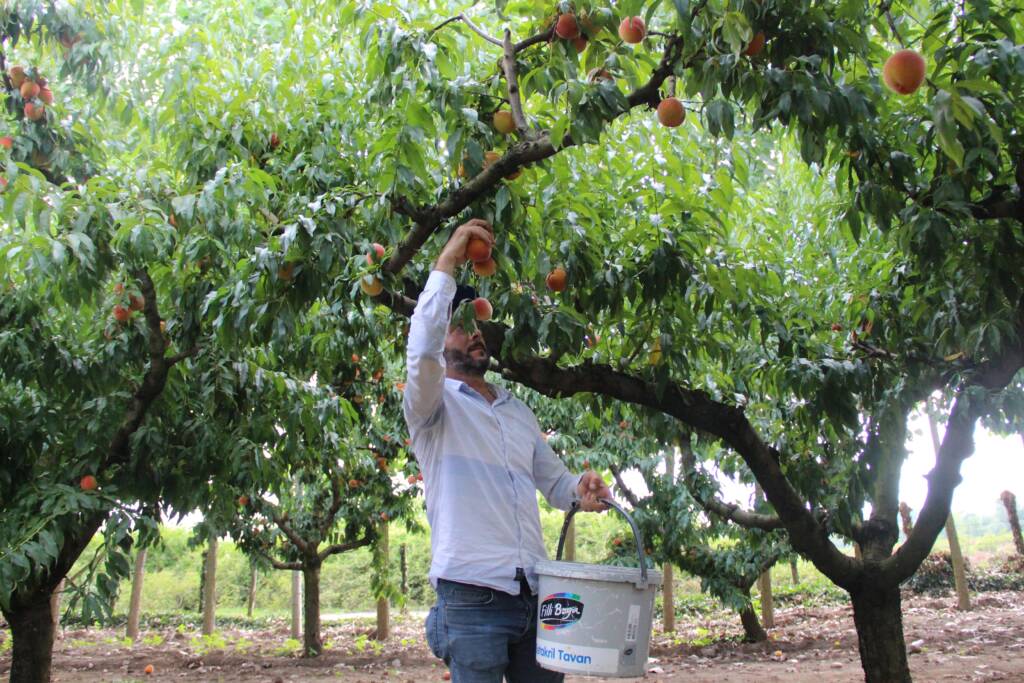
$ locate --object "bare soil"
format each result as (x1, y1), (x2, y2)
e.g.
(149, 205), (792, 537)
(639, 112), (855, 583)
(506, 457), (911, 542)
(2, 590), (1022, 682)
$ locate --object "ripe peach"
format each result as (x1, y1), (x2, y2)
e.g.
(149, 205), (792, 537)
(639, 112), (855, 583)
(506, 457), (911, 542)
(80, 474), (98, 491)
(366, 242), (385, 265)
(19, 81), (39, 100)
(546, 267), (567, 292)
(348, 478), (360, 488)
(351, 353), (360, 363)
(407, 474), (417, 484)
(555, 14), (580, 40)
(277, 262), (295, 281)
(572, 35), (588, 52)
(269, 133), (280, 149)
(0, 136), (12, 149)
(380, 511), (389, 521)
(472, 258), (497, 277)
(113, 305), (131, 323)
(144, 664), (154, 675)
(618, 16), (646, 44)
(657, 97), (685, 127)
(743, 31), (766, 57)
(882, 49), (926, 95)
(129, 293), (145, 311)
(238, 495), (249, 506)
(38, 87), (53, 105)
(492, 110), (515, 134)
(465, 237), (491, 263)
(473, 297), (493, 321)
(24, 102), (45, 121)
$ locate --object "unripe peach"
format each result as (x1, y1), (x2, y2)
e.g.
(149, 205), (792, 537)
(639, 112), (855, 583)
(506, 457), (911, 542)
(883, 49), (926, 95)
(743, 31), (766, 57)
(555, 14), (580, 40)
(360, 275), (384, 296)
(473, 258), (497, 277)
(492, 110), (515, 134)
(465, 237), (492, 263)
(618, 16), (646, 44)
(473, 297), (493, 321)
(546, 267), (567, 292)
(656, 97), (685, 127)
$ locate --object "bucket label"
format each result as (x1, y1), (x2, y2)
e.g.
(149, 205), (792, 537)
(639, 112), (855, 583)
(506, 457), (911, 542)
(539, 592), (584, 630)
(536, 638), (620, 674)
(625, 604), (641, 642)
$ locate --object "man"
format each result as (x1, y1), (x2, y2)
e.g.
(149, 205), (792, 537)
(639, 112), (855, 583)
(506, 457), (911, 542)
(403, 218), (612, 682)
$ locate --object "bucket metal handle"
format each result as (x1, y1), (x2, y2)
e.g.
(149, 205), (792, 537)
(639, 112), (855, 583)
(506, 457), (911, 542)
(556, 497), (649, 588)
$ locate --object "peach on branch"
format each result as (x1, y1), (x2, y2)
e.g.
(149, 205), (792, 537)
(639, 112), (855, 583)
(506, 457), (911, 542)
(360, 275), (384, 296)
(113, 305), (131, 323)
(657, 97), (685, 127)
(465, 236), (492, 263)
(472, 257), (497, 277)
(366, 242), (386, 265)
(8, 66), (26, 88)
(554, 14), (580, 40)
(883, 49), (926, 95)
(80, 474), (98, 491)
(618, 17), (646, 44)
(743, 31), (766, 57)
(20, 81), (40, 100)
(545, 267), (567, 292)
(24, 102), (45, 121)
(0, 136), (12, 149)
(473, 297), (493, 321)
(39, 87), (54, 105)
(492, 110), (515, 134)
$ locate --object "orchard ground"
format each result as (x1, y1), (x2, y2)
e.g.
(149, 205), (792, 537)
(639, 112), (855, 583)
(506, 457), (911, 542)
(4, 589), (1022, 682)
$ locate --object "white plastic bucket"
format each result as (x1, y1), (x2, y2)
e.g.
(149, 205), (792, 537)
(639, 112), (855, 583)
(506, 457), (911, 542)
(535, 498), (662, 678)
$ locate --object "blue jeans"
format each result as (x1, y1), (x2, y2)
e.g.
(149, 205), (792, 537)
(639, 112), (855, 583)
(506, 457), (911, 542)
(425, 579), (565, 683)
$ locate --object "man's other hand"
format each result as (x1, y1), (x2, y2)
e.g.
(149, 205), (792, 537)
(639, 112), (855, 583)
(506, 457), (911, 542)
(577, 471), (612, 512)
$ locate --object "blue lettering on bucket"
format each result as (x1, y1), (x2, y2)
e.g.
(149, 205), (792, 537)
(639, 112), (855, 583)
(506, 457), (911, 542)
(536, 645), (593, 666)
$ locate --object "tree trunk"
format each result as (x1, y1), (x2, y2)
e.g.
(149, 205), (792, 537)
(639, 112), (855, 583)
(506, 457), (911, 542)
(898, 502), (914, 538)
(400, 544), (408, 600)
(198, 548), (206, 614)
(1001, 490), (1024, 556)
(302, 563), (322, 656)
(49, 580), (63, 640)
(739, 600), (767, 643)
(375, 521), (390, 641)
(661, 562), (675, 633)
(201, 537), (217, 635)
(125, 549), (147, 641)
(849, 586), (911, 683)
(789, 556), (799, 584)
(291, 570), (301, 640)
(2, 592), (56, 683)
(945, 515), (971, 610)
(246, 566), (257, 618)
(757, 569), (774, 629)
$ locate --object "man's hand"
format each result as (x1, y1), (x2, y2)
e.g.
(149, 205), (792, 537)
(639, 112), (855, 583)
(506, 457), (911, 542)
(434, 218), (494, 275)
(576, 471), (612, 512)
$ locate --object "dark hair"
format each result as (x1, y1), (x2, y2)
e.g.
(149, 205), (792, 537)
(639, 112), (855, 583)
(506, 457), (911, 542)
(453, 283), (478, 308)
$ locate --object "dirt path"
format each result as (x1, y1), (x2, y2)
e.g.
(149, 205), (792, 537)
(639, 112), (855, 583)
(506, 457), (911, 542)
(3, 590), (1022, 682)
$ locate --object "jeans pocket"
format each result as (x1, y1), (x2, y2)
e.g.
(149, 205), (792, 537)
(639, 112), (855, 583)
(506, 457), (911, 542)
(425, 605), (446, 660)
(440, 580), (494, 607)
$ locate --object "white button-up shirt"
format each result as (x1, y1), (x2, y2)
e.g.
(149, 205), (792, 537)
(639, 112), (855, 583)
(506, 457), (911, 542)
(404, 270), (580, 595)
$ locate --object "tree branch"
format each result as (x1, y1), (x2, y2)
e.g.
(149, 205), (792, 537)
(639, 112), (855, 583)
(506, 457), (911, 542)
(383, 34), (688, 277)
(257, 548), (301, 571)
(432, 13), (502, 47)
(609, 464), (641, 507)
(514, 26), (554, 52)
(678, 434), (783, 531)
(501, 29), (528, 133)
(272, 513), (310, 555)
(318, 535), (372, 562)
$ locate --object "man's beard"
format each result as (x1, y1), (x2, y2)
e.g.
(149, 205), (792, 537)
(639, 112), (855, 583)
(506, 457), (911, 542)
(444, 347), (490, 376)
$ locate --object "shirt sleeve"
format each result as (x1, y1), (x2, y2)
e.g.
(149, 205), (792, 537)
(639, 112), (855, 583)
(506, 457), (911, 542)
(403, 270), (457, 433)
(533, 432), (582, 512)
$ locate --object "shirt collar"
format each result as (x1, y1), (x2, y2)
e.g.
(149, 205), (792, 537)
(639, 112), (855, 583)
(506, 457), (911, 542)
(447, 377), (507, 404)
